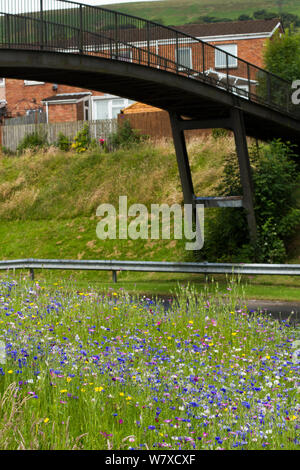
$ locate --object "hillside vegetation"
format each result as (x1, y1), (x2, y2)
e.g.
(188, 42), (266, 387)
(108, 0), (300, 27)
(0, 136), (227, 262)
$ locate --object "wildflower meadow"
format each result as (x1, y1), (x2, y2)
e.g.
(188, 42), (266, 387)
(0, 277), (299, 450)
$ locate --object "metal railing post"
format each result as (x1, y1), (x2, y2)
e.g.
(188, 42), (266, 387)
(267, 73), (271, 105)
(40, 0), (44, 50)
(247, 63), (251, 100)
(5, 14), (10, 47)
(226, 53), (229, 91)
(175, 32), (179, 73)
(147, 22), (150, 67)
(115, 12), (119, 59)
(79, 4), (83, 54)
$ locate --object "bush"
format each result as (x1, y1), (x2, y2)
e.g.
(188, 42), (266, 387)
(71, 123), (91, 153)
(17, 129), (48, 154)
(56, 132), (72, 152)
(196, 139), (300, 263)
(108, 119), (147, 150)
(212, 128), (229, 139)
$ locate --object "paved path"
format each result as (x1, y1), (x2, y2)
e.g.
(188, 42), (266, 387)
(245, 300), (300, 324)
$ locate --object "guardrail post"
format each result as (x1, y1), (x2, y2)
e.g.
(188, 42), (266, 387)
(29, 268), (35, 281)
(112, 270), (117, 283)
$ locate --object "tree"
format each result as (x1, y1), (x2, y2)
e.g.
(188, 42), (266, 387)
(263, 29), (300, 82)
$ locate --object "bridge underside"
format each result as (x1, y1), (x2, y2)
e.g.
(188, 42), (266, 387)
(1, 50), (300, 147)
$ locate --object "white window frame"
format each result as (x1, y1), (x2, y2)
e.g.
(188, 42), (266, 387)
(215, 44), (238, 69)
(176, 47), (192, 70)
(92, 95), (135, 120)
(0, 78), (5, 87)
(24, 80), (45, 86)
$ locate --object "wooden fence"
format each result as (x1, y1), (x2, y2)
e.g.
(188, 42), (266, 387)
(118, 110), (211, 140)
(1, 119), (118, 152)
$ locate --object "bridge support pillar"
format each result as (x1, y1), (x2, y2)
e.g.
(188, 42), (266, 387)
(169, 110), (257, 246)
(169, 112), (195, 208)
(230, 108), (257, 244)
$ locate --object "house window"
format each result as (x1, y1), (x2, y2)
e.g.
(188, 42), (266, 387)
(176, 47), (192, 70)
(93, 97), (134, 120)
(111, 99), (128, 119)
(215, 44), (238, 69)
(24, 80), (45, 86)
(0, 78), (5, 87)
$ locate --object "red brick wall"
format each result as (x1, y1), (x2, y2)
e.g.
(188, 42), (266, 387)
(210, 37), (267, 69)
(5, 79), (103, 119)
(48, 102), (78, 123)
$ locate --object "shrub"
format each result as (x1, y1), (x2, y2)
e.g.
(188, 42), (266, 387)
(196, 139), (300, 263)
(56, 132), (71, 152)
(212, 128), (229, 139)
(17, 129), (48, 154)
(71, 123), (91, 153)
(108, 119), (147, 150)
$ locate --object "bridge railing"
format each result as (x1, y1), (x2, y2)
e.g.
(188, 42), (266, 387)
(0, 0), (298, 118)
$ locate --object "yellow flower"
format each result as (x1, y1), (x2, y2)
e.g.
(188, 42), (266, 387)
(66, 377), (72, 383)
(126, 396), (132, 401)
(8, 370), (13, 374)
(44, 418), (49, 424)
(119, 392), (124, 396)
(60, 389), (68, 393)
(94, 386), (104, 392)
(232, 332), (237, 336)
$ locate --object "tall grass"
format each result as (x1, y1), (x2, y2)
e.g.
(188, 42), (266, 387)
(0, 277), (299, 450)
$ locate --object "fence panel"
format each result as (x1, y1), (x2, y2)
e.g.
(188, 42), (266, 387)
(1, 119), (118, 152)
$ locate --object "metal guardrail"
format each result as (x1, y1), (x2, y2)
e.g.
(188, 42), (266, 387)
(0, 0), (298, 118)
(0, 259), (299, 283)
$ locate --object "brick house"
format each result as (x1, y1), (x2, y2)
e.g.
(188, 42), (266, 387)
(0, 18), (283, 126)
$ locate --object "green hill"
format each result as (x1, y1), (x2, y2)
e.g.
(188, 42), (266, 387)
(107, 0), (300, 27)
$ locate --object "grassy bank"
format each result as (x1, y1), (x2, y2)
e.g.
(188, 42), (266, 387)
(0, 135), (299, 301)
